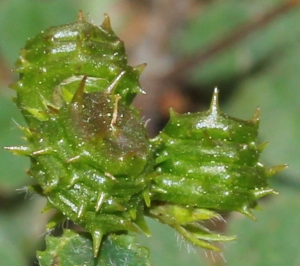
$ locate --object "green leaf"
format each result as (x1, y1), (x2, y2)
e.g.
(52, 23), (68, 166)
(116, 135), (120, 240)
(0, 195), (47, 266)
(223, 44), (300, 185)
(224, 186), (300, 265)
(0, 0), (79, 67)
(0, 94), (30, 190)
(176, 0), (300, 86)
(38, 230), (150, 266)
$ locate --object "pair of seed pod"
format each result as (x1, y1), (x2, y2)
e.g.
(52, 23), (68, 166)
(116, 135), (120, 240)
(6, 13), (284, 257)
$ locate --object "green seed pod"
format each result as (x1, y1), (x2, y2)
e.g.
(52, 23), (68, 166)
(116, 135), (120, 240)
(6, 13), (153, 257)
(6, 11), (286, 257)
(149, 88), (286, 250)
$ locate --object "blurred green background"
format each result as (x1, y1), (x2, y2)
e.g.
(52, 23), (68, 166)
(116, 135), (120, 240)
(0, 0), (299, 265)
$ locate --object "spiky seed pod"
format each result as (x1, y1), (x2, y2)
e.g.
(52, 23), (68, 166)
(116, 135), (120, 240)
(149, 88), (286, 250)
(6, 13), (153, 257)
(6, 12), (286, 258)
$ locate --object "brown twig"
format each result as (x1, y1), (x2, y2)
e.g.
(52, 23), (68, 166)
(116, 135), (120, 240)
(0, 52), (13, 88)
(164, 0), (300, 83)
